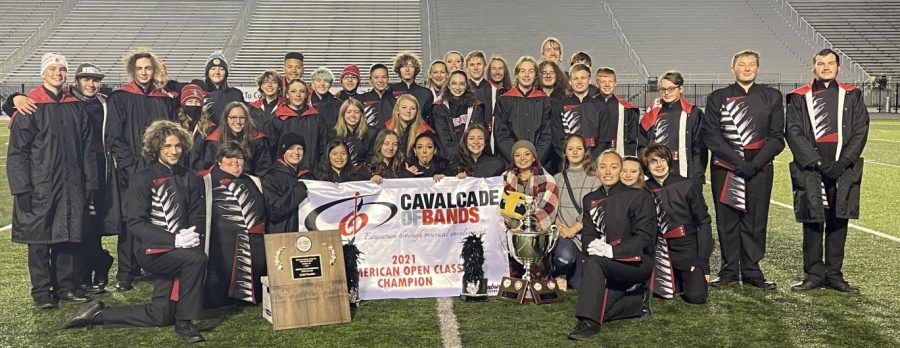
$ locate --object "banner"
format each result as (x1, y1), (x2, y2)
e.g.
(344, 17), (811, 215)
(297, 177), (509, 300)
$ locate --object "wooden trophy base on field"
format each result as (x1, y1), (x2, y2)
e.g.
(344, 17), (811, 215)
(496, 276), (562, 304)
(263, 230), (351, 330)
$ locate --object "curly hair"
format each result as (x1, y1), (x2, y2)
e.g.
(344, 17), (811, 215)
(122, 48), (167, 90)
(392, 50), (422, 78)
(142, 120), (192, 161)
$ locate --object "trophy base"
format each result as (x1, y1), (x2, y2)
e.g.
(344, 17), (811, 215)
(496, 277), (563, 304)
(459, 294), (489, 302)
(460, 278), (489, 302)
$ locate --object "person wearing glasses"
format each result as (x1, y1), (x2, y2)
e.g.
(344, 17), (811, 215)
(639, 71), (706, 183)
(198, 102), (273, 176)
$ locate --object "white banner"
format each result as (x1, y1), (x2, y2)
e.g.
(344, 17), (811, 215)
(297, 177), (509, 300)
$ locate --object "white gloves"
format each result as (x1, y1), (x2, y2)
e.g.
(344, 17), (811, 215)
(175, 226), (200, 249)
(587, 237), (613, 258)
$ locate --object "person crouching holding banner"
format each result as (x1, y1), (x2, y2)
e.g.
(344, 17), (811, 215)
(641, 143), (713, 304)
(569, 149), (656, 341)
(202, 143), (268, 308)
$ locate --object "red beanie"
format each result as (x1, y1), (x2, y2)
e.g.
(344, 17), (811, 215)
(180, 84), (205, 106)
(340, 64), (360, 80)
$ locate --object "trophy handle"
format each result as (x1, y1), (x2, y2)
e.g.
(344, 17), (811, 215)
(547, 225), (560, 252)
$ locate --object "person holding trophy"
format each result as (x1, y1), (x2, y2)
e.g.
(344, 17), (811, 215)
(569, 149), (656, 341)
(501, 140), (560, 278)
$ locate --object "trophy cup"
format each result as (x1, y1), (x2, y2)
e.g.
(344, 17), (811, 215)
(497, 192), (563, 304)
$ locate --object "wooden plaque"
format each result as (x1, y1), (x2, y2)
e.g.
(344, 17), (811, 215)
(496, 276), (527, 304)
(530, 279), (563, 304)
(263, 230), (351, 330)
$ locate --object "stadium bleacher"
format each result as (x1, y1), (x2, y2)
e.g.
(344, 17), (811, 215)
(228, 0), (422, 86)
(789, 0), (900, 79)
(0, 0), (895, 88)
(2, 0), (244, 84)
(424, 0), (643, 83)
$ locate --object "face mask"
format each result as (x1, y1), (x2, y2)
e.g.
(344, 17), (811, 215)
(184, 106), (202, 118)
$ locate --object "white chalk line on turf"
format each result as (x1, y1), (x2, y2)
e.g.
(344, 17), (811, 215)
(436, 297), (462, 348)
(773, 158), (900, 169)
(870, 138), (900, 143)
(768, 200), (900, 243)
(0, 224), (9, 232)
(704, 179), (900, 243)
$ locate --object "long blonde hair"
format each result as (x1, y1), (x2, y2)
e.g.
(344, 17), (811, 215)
(389, 94), (425, 155)
(334, 98), (368, 140)
(122, 48), (168, 90)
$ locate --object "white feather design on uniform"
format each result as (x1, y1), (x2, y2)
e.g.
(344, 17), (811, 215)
(653, 117), (669, 144)
(651, 192), (675, 298)
(561, 108), (581, 134)
(215, 180), (260, 303)
(150, 182), (183, 234)
(364, 104), (378, 127)
(719, 98), (755, 211)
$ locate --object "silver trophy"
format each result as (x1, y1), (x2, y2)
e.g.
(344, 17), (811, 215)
(498, 195), (562, 304)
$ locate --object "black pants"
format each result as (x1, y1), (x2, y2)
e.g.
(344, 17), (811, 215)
(27, 242), (79, 302)
(79, 219), (113, 286)
(101, 248), (207, 327)
(673, 267), (708, 304)
(115, 225), (140, 282)
(575, 255), (652, 324)
(802, 181), (848, 283)
(710, 165), (773, 280)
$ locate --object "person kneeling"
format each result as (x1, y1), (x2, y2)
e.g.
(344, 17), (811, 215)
(642, 143), (713, 304)
(63, 120), (207, 343)
(569, 150), (656, 341)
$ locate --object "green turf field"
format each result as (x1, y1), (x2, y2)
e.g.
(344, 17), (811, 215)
(1, 119), (899, 347)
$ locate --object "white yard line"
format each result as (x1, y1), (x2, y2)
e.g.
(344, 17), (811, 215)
(436, 297), (462, 348)
(0, 224), (10, 232)
(768, 200), (900, 243)
(870, 138), (900, 143)
(705, 179), (900, 243)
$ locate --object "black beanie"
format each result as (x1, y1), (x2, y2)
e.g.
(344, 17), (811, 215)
(205, 50), (228, 78)
(277, 132), (306, 158)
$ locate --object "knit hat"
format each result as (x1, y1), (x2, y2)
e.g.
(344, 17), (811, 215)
(284, 52), (304, 62)
(40, 52), (68, 76)
(340, 64), (360, 80)
(180, 84), (205, 106)
(277, 132), (306, 158)
(205, 50), (228, 77)
(74, 63), (104, 80)
(511, 140), (537, 158)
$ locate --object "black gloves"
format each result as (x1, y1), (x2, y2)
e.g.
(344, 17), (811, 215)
(821, 159), (851, 180)
(734, 161), (758, 179)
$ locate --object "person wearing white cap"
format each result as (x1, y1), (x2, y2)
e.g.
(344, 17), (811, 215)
(7, 52), (99, 308)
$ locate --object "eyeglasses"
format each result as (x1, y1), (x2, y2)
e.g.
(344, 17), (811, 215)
(659, 86), (680, 94)
(227, 116), (247, 122)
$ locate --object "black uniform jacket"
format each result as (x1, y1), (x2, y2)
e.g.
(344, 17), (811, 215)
(645, 174), (713, 273)
(786, 81), (868, 221)
(581, 182), (656, 263)
(125, 161), (204, 255)
(7, 86), (98, 244)
(431, 97), (486, 155)
(107, 82), (179, 184)
(265, 102), (325, 171)
(493, 86), (553, 163)
(262, 159), (311, 233)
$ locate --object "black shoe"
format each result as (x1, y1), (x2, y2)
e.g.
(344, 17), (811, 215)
(62, 300), (105, 329)
(34, 300), (58, 310)
(175, 321), (205, 343)
(567, 319), (601, 341)
(94, 275), (109, 290)
(743, 277), (777, 290)
(641, 288), (652, 319)
(58, 291), (91, 303)
(710, 277), (739, 288)
(790, 278), (823, 292)
(82, 284), (107, 294)
(115, 280), (133, 292)
(825, 279), (860, 294)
